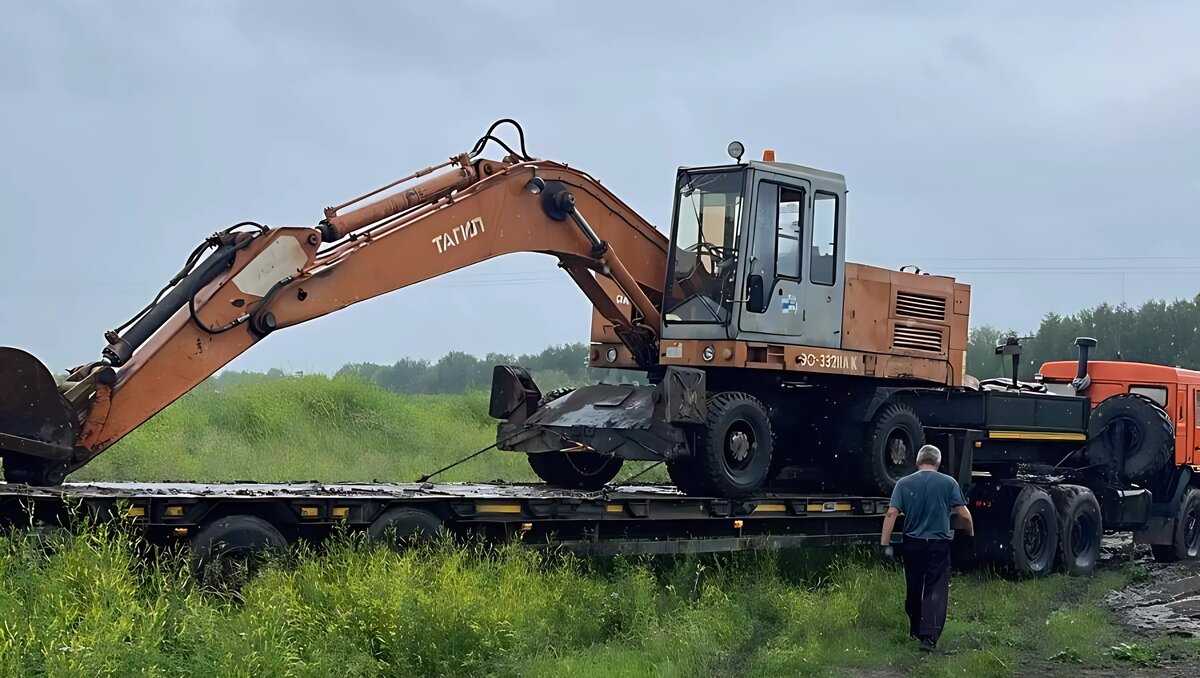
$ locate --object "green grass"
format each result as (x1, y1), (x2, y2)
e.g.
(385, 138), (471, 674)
(78, 373), (667, 485)
(0, 528), (1188, 677)
(77, 374), (529, 484)
(41, 373), (1197, 674)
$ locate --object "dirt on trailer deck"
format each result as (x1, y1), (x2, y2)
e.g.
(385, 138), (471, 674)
(6, 480), (688, 500)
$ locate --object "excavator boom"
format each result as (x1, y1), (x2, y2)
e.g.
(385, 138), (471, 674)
(0, 121), (669, 484)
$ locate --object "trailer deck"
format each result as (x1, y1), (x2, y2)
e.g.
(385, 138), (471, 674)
(0, 481), (894, 556)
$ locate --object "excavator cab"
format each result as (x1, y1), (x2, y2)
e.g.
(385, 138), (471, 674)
(662, 154), (847, 348)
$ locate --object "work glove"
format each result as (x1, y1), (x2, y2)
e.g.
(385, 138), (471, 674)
(878, 544), (896, 561)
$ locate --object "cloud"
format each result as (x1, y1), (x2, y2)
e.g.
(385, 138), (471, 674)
(1, 1), (1198, 372)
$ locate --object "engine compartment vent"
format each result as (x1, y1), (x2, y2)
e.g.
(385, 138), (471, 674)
(893, 325), (944, 353)
(896, 291), (947, 322)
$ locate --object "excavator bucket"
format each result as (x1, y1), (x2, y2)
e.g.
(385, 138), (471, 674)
(0, 347), (77, 465)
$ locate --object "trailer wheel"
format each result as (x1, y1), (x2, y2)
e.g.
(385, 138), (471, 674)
(1086, 394), (1174, 485)
(1151, 487), (1200, 562)
(689, 392), (773, 497)
(528, 451), (623, 491)
(862, 403), (926, 495)
(2, 456), (69, 487)
(368, 507), (443, 549)
(191, 515), (288, 588)
(1006, 486), (1059, 577)
(1049, 485), (1102, 576)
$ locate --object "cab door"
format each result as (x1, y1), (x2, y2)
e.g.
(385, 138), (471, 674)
(1190, 386), (1199, 465)
(738, 173), (809, 338)
(802, 178), (847, 349)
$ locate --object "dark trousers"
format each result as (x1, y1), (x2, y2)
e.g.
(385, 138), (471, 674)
(902, 537), (952, 643)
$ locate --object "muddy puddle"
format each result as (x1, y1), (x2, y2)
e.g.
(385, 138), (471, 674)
(1103, 535), (1200, 637)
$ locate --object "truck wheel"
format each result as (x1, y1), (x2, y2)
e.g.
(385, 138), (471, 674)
(1049, 485), (1103, 576)
(1151, 487), (1200, 562)
(368, 507), (443, 549)
(191, 515), (288, 588)
(528, 451), (623, 491)
(1006, 486), (1059, 577)
(689, 392), (773, 497)
(862, 403), (925, 496)
(1086, 394), (1174, 485)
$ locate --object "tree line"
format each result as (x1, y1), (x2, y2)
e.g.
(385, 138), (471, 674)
(968, 295), (1200, 380)
(335, 343), (636, 394)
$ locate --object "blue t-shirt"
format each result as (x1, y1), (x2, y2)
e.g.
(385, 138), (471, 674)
(889, 470), (967, 541)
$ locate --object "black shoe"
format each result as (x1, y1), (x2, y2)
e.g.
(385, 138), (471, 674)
(918, 638), (936, 653)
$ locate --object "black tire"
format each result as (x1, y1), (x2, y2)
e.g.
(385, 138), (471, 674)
(528, 451), (623, 490)
(368, 507), (443, 549)
(666, 458), (707, 495)
(1006, 486), (1059, 577)
(525, 386), (624, 491)
(538, 387), (575, 407)
(1049, 484), (1103, 576)
(861, 403), (926, 496)
(1086, 394), (1174, 485)
(688, 392), (773, 497)
(191, 515), (288, 588)
(1151, 487), (1200, 563)
(2, 455), (68, 486)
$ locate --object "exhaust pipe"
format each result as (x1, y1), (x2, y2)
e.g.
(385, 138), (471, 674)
(1072, 337), (1097, 392)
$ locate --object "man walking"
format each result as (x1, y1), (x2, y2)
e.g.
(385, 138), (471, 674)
(880, 444), (974, 652)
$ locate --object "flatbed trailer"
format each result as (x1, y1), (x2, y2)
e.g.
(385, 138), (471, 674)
(2, 382), (1197, 578)
(1, 443), (1195, 579)
(0, 481), (895, 559)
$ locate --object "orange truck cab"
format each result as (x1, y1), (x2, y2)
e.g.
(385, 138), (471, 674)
(1039, 359), (1200, 469)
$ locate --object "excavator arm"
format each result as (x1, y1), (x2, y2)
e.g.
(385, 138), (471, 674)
(0, 122), (670, 484)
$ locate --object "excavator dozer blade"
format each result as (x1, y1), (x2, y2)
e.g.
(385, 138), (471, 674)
(0, 347), (77, 464)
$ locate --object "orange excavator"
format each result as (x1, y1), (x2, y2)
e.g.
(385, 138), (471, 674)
(0, 120), (970, 495)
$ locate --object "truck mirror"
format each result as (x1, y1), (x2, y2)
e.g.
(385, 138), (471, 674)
(747, 275), (766, 314)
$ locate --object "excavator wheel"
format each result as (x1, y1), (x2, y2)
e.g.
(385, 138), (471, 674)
(525, 387), (624, 491)
(666, 457), (708, 496)
(861, 402), (926, 496)
(687, 392), (773, 498)
(2, 454), (69, 487)
(527, 451), (623, 491)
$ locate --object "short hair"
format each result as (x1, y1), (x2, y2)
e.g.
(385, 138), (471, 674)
(916, 445), (942, 467)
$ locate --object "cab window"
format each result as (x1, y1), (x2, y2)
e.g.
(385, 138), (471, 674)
(811, 193), (838, 285)
(775, 186), (804, 279)
(1130, 385), (1168, 408)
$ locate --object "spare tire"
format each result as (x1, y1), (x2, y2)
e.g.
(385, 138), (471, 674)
(1086, 394), (1174, 485)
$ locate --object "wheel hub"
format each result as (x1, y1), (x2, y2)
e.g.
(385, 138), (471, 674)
(728, 431), (751, 462)
(1024, 514), (1047, 560)
(887, 437), (908, 467)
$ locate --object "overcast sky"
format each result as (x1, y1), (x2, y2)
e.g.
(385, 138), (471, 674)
(2, 1), (1198, 374)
